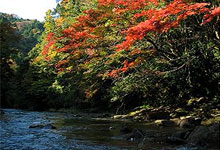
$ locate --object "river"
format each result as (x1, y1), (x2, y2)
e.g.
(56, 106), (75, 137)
(0, 109), (195, 150)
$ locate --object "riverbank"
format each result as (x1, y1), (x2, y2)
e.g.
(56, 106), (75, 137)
(44, 98), (220, 149)
(1, 107), (219, 150)
(2, 95), (219, 150)
(47, 97), (220, 126)
(111, 104), (219, 149)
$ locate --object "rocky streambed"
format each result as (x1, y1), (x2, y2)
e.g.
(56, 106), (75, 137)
(111, 102), (220, 150)
(0, 108), (219, 150)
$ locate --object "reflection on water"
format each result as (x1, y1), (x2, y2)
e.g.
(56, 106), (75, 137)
(0, 109), (135, 150)
(0, 109), (187, 150)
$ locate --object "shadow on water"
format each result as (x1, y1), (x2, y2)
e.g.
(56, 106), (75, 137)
(0, 109), (133, 150)
(0, 109), (205, 150)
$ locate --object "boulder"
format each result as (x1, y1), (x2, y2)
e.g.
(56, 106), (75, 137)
(133, 115), (145, 122)
(167, 129), (193, 145)
(187, 97), (207, 107)
(170, 118), (182, 127)
(186, 126), (209, 146)
(179, 119), (193, 128)
(155, 119), (176, 127)
(179, 116), (197, 128)
(169, 124), (219, 148)
(208, 123), (219, 133)
(207, 123), (220, 147)
(154, 118), (184, 127)
(174, 108), (188, 117)
(179, 116), (198, 128)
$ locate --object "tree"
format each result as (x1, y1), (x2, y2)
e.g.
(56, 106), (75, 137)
(50, 0), (220, 109)
(0, 18), (19, 107)
(7, 0), (219, 111)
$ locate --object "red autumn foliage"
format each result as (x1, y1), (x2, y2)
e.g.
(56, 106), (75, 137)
(53, 0), (220, 76)
(108, 69), (120, 78)
(42, 33), (56, 57)
(108, 60), (136, 78)
(115, 1), (216, 51)
(202, 7), (220, 25)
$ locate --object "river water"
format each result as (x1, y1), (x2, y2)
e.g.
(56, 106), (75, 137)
(0, 109), (190, 150)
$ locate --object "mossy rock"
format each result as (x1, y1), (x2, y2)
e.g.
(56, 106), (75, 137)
(128, 109), (147, 116)
(174, 108), (188, 117)
(187, 97), (207, 106)
(202, 116), (220, 125)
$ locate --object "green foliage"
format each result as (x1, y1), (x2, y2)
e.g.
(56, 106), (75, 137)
(1, 0), (219, 113)
(0, 12), (44, 54)
(0, 18), (20, 107)
(0, 13), (44, 108)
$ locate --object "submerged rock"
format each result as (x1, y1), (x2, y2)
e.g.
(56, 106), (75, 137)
(125, 128), (145, 142)
(29, 124), (56, 129)
(167, 130), (191, 145)
(119, 125), (145, 142)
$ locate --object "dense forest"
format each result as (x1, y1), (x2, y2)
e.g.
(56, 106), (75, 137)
(0, 13), (44, 108)
(0, 13), (44, 54)
(1, 0), (220, 115)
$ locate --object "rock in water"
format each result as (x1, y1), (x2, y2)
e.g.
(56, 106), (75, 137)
(155, 119), (176, 127)
(126, 128), (145, 141)
(167, 130), (189, 144)
(29, 124), (56, 129)
(207, 123), (220, 148)
(186, 126), (209, 146)
(179, 116), (196, 128)
(44, 124), (57, 129)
